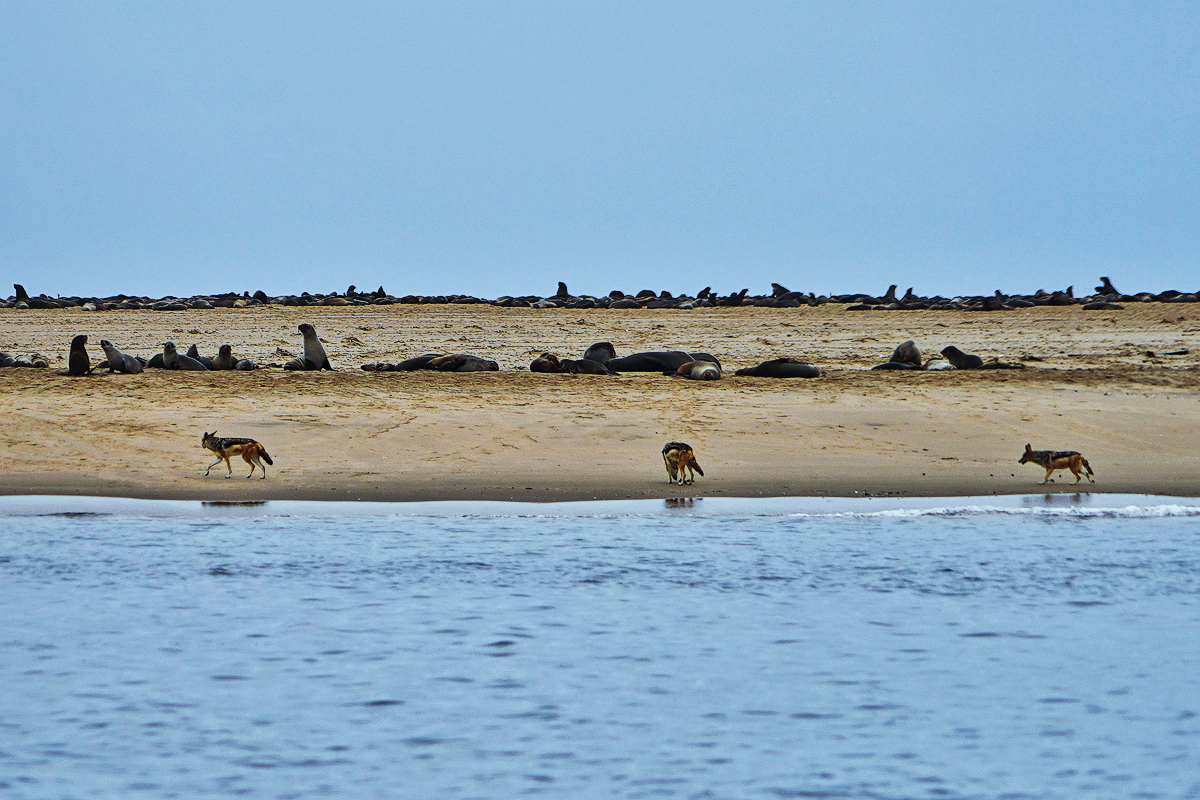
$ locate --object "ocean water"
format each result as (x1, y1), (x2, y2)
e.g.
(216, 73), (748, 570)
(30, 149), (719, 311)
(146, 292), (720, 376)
(1, 495), (1198, 800)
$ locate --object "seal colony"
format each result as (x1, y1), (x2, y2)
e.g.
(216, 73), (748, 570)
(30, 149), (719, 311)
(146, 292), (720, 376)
(7, 276), (1199, 313)
(5, 293), (1198, 501)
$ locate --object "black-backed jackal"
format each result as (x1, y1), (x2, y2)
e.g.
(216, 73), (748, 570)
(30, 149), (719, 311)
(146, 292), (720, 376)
(1018, 443), (1094, 484)
(202, 432), (274, 479)
(662, 441), (703, 485)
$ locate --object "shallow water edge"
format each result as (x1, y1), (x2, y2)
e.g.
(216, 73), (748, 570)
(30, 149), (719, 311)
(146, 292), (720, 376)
(2, 492), (1197, 518)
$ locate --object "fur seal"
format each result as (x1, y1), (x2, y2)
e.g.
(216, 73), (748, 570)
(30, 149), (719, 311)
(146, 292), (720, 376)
(283, 323), (334, 370)
(429, 353), (499, 372)
(940, 346), (984, 370)
(872, 340), (923, 370)
(939, 346), (1023, 370)
(583, 341), (716, 373)
(98, 340), (144, 373)
(671, 360), (721, 380)
(734, 358), (820, 378)
(213, 344), (258, 371)
(390, 354), (442, 371)
(213, 344), (238, 370)
(185, 344), (216, 370)
(530, 353), (615, 374)
(162, 341), (209, 370)
(922, 357), (955, 370)
(65, 334), (92, 376)
(369, 353), (498, 372)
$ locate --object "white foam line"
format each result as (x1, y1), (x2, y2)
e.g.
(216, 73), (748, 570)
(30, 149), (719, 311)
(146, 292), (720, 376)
(0, 494), (1197, 519)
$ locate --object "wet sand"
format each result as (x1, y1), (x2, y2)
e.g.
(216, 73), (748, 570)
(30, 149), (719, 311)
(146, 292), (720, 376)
(1, 303), (1197, 501)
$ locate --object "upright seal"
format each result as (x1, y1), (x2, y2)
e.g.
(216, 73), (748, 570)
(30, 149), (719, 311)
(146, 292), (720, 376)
(283, 323), (334, 370)
(162, 342), (209, 370)
(65, 334), (92, 376)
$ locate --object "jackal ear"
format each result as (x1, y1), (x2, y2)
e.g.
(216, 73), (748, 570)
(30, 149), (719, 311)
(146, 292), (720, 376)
(1024, 443), (1033, 452)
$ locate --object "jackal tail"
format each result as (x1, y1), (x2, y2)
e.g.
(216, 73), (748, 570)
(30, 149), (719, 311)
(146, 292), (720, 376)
(258, 446), (274, 466)
(688, 456), (704, 477)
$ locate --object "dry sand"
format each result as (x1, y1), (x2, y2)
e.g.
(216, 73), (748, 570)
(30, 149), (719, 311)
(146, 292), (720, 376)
(1, 303), (1198, 502)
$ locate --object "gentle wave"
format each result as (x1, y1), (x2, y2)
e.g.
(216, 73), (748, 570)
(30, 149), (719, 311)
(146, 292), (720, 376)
(1, 493), (1198, 520)
(800, 503), (1200, 519)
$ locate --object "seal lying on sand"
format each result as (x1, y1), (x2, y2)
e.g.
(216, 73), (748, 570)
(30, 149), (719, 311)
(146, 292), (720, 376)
(583, 341), (720, 373)
(941, 345), (1024, 370)
(670, 360), (721, 380)
(283, 323), (334, 370)
(162, 341), (209, 370)
(430, 353), (499, 372)
(64, 334), (92, 376)
(98, 339), (144, 373)
(872, 340), (923, 370)
(735, 358), (820, 378)
(367, 353), (498, 372)
(185, 344), (217, 370)
(530, 353), (615, 374)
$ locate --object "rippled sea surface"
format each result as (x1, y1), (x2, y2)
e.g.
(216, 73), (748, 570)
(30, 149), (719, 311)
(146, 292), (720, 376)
(1, 495), (1199, 799)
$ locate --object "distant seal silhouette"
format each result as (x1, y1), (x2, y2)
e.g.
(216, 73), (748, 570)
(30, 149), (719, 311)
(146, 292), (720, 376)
(98, 339), (144, 373)
(65, 334), (92, 376)
(283, 323), (333, 370)
(162, 341), (209, 370)
(671, 360), (721, 380)
(734, 358), (820, 378)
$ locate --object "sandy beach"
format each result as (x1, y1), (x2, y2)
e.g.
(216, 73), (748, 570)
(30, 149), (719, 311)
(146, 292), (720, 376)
(1, 303), (1197, 501)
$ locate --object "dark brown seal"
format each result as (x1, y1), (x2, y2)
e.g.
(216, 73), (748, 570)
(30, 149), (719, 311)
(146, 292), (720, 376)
(66, 334), (91, 376)
(734, 358), (820, 378)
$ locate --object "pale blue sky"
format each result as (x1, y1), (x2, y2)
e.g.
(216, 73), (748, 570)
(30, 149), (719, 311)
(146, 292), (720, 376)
(2, 2), (1197, 298)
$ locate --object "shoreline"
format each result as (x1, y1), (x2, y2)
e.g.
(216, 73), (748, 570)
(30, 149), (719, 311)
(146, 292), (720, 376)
(3, 492), (1198, 519)
(1, 474), (1199, 505)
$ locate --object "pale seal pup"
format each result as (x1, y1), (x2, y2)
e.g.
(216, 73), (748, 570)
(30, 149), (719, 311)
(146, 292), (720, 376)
(99, 339), (144, 373)
(162, 341), (209, 370)
(671, 360), (721, 380)
(283, 323), (334, 370)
